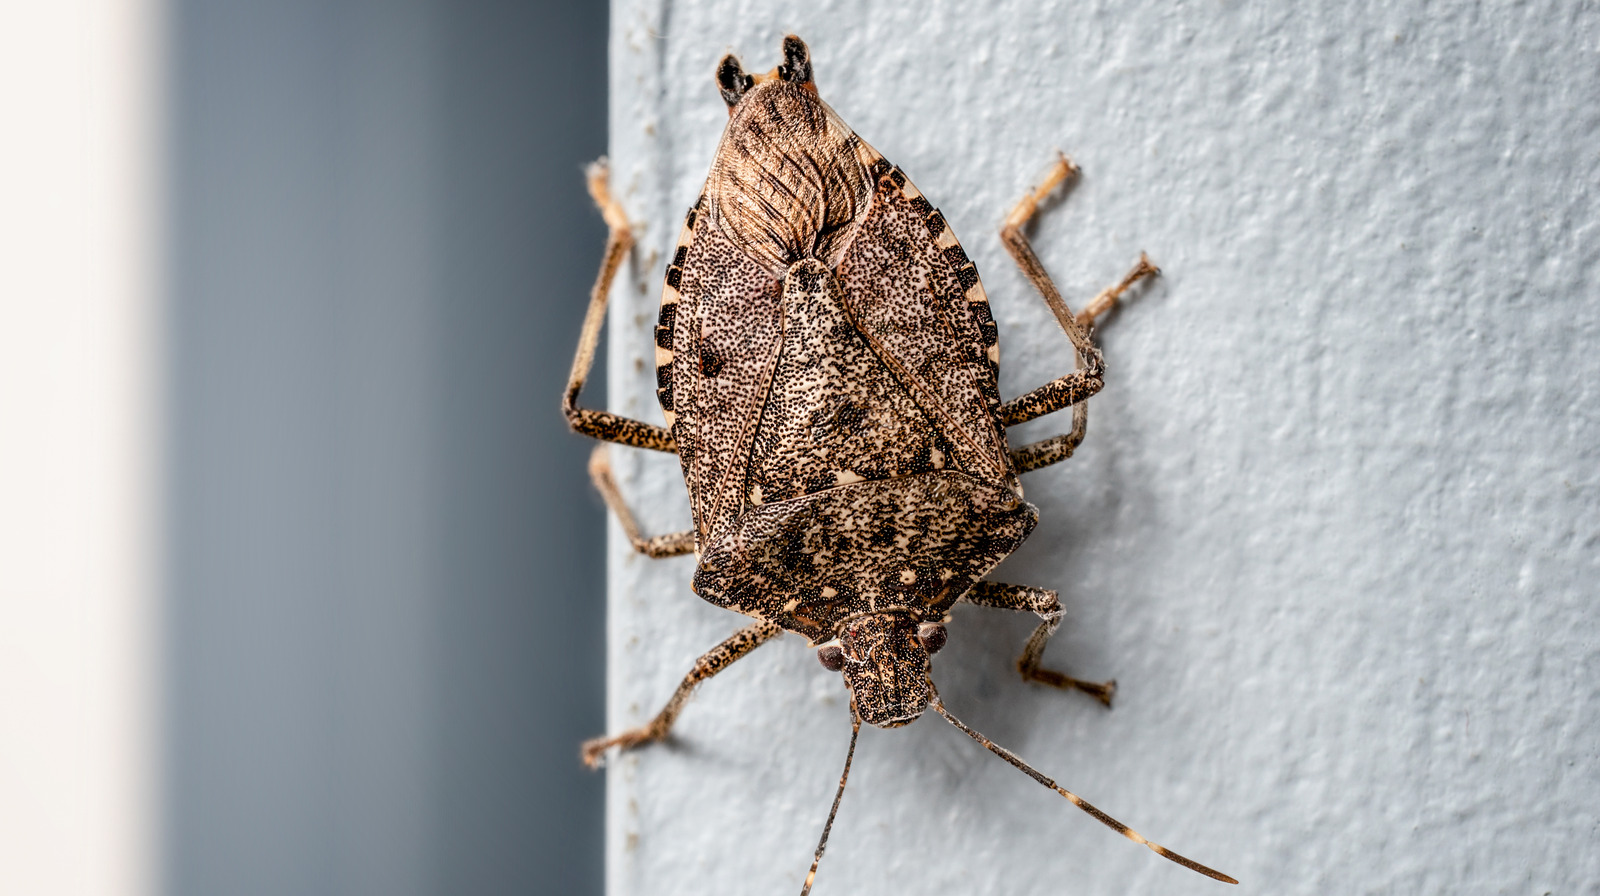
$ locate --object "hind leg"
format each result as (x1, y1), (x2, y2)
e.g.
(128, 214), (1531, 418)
(563, 160), (677, 453)
(995, 154), (1158, 473)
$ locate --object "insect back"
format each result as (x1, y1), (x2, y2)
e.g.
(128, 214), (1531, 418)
(672, 40), (1027, 731)
(568, 32), (1235, 894)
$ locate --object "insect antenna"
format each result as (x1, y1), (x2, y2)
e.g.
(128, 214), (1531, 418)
(799, 702), (862, 896)
(929, 690), (1237, 885)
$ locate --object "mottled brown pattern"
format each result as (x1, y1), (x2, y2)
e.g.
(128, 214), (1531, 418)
(693, 471), (1036, 644)
(656, 200), (703, 440)
(836, 169), (1012, 481)
(663, 111), (1023, 546)
(669, 209), (783, 540)
(654, 58), (1063, 659)
(839, 613), (929, 727)
(745, 259), (947, 506)
(571, 34), (1234, 891)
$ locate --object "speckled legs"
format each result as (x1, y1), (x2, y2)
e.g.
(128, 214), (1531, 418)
(581, 620), (781, 768)
(564, 160), (677, 454)
(996, 155), (1159, 475)
(964, 581), (1116, 707)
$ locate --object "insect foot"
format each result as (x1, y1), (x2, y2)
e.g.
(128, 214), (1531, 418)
(564, 32), (1233, 892)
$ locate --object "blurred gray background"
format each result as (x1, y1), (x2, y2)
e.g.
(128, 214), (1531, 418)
(165, 2), (607, 893)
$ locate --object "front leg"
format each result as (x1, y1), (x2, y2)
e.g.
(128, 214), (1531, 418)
(581, 620), (781, 768)
(964, 581), (1116, 707)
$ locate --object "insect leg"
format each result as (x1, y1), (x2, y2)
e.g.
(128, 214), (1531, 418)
(1005, 252), (1159, 472)
(998, 252), (1161, 428)
(964, 581), (1116, 707)
(587, 444), (695, 558)
(581, 620), (781, 768)
(1074, 251), (1160, 331)
(995, 154), (1158, 473)
(995, 153), (1102, 427)
(563, 159), (677, 453)
(1008, 427), (1086, 474)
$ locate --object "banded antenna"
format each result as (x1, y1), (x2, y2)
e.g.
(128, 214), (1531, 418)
(799, 703), (861, 896)
(930, 688), (1237, 884)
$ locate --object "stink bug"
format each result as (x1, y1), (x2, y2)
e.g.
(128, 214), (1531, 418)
(563, 34), (1235, 892)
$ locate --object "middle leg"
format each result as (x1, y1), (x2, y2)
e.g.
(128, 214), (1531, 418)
(587, 444), (696, 559)
(964, 581), (1116, 707)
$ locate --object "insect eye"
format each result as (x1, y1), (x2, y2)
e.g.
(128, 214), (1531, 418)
(917, 622), (947, 655)
(716, 54), (753, 107)
(816, 644), (845, 671)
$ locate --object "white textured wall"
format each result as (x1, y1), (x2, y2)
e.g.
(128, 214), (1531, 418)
(599, 2), (1599, 893)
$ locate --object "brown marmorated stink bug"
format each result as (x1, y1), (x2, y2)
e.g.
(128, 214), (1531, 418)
(563, 34), (1235, 893)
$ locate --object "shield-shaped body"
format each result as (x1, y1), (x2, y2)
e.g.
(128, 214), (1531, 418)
(565, 35), (1235, 888)
(656, 63), (1037, 672)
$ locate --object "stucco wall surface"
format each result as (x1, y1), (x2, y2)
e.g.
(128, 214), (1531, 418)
(597, 2), (1599, 893)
